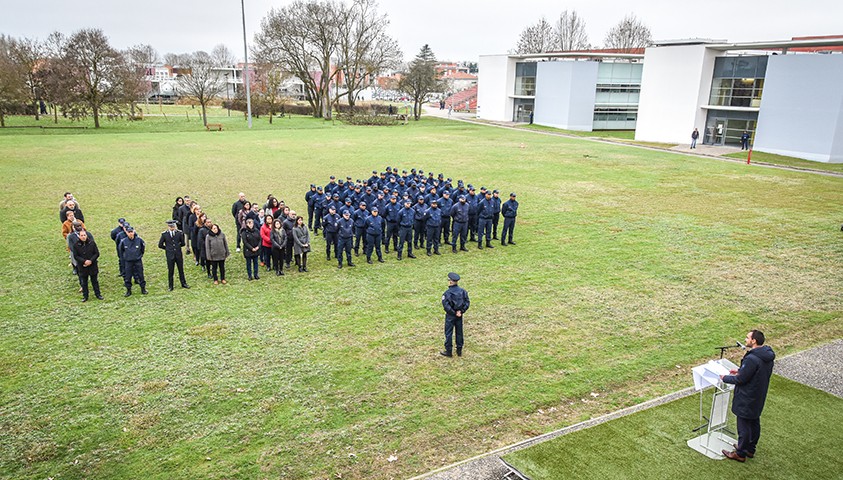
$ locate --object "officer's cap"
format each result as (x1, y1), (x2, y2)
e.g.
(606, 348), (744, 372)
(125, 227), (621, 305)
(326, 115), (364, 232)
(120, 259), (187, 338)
(378, 191), (385, 196)
(404, 199), (412, 204)
(443, 191), (450, 195)
(345, 198), (352, 202)
(510, 192), (517, 197)
(317, 186), (323, 191)
(469, 187), (476, 191)
(493, 189), (499, 194)
(386, 166), (392, 170)
(480, 186), (487, 191)
(310, 184), (316, 188)
(346, 176), (352, 180)
(459, 195), (466, 200)
(411, 168), (416, 173)
(329, 205), (336, 210)
(399, 178), (405, 183)
(417, 196), (424, 201)
(438, 173), (444, 178)
(402, 170), (408, 173)
(448, 272), (460, 282)
(431, 199), (438, 204)
(366, 187), (372, 191)
(330, 175), (336, 179)
(485, 191), (492, 196)
(360, 202), (367, 206)
(165, 219), (177, 225)
(332, 193), (339, 198)
(125, 226), (134, 233)
(118, 217), (126, 224)
(342, 209), (350, 215)
(371, 207), (379, 212)
(123, 223), (132, 228)
(372, 170), (378, 174)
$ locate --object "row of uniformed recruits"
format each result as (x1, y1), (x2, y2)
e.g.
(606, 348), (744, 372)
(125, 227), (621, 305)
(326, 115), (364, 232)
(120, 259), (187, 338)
(305, 167), (521, 267)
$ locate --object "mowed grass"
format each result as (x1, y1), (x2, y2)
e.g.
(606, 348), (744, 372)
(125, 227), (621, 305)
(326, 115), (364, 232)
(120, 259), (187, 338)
(0, 115), (841, 479)
(724, 150), (843, 174)
(503, 376), (843, 479)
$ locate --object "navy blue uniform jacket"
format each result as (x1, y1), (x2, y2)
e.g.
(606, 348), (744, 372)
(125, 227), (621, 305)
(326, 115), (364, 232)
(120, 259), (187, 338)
(722, 345), (775, 419)
(442, 285), (470, 317)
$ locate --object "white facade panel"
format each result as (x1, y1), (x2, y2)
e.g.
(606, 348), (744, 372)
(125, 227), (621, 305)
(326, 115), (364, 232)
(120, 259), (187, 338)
(477, 55), (514, 122)
(754, 54), (843, 163)
(635, 45), (717, 144)
(533, 61), (598, 131)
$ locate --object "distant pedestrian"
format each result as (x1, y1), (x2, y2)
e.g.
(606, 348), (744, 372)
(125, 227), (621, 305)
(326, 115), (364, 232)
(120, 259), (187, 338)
(691, 128), (699, 149)
(440, 272), (470, 357)
(448, 105), (453, 118)
(741, 131), (751, 150)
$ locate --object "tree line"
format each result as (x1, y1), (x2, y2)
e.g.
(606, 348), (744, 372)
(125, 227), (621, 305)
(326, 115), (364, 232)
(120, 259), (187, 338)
(1, 0), (446, 127)
(513, 11), (653, 54)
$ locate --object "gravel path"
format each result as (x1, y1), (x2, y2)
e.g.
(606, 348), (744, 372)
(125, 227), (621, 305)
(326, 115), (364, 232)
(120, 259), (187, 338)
(412, 339), (843, 480)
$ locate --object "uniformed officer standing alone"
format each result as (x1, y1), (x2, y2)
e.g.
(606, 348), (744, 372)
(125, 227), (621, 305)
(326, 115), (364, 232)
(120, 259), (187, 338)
(441, 272), (470, 357)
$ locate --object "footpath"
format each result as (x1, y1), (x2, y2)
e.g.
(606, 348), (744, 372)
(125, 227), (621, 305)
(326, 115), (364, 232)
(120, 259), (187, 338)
(411, 339), (843, 480)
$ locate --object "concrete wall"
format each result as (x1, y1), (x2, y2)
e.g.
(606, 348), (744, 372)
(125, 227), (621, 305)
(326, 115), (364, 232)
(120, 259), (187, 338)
(533, 61), (598, 131)
(754, 54), (843, 163)
(477, 55), (514, 121)
(635, 45), (718, 143)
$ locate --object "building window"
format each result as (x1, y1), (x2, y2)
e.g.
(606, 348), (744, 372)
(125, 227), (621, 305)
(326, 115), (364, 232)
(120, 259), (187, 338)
(514, 62), (537, 96)
(709, 56), (768, 107)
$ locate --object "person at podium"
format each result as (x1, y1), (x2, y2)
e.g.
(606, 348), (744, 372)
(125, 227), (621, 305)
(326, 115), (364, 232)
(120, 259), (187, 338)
(719, 330), (776, 462)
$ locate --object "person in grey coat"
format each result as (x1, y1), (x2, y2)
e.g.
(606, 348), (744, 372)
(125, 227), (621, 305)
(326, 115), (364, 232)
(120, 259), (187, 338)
(270, 218), (287, 276)
(292, 215), (311, 272)
(204, 224), (230, 284)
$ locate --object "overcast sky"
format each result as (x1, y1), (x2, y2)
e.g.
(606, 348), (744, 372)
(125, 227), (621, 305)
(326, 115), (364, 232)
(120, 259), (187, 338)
(1, 0), (841, 62)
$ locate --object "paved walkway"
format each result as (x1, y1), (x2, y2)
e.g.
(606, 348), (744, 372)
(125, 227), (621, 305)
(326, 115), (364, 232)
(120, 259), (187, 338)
(411, 339), (843, 480)
(422, 106), (843, 178)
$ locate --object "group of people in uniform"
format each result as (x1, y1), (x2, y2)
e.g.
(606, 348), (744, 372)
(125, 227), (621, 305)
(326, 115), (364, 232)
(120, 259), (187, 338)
(303, 166), (521, 267)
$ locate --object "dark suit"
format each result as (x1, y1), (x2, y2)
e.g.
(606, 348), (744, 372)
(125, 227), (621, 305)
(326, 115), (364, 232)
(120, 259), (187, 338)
(158, 229), (188, 289)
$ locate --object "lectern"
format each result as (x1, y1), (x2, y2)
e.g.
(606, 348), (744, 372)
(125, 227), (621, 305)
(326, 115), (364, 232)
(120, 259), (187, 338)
(687, 358), (739, 459)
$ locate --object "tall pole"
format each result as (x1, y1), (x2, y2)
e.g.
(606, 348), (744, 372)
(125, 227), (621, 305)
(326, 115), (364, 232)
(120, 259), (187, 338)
(241, 0), (253, 128)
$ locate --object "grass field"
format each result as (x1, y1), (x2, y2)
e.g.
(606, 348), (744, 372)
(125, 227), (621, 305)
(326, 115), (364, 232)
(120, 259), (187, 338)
(725, 150), (843, 174)
(1, 114), (841, 479)
(503, 375), (843, 479)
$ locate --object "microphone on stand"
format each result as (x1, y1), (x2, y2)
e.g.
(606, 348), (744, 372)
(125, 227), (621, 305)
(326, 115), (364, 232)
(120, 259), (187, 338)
(735, 341), (746, 351)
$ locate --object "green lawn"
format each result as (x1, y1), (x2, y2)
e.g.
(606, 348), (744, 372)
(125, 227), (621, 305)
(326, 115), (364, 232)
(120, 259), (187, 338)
(725, 150), (843, 174)
(1, 114), (841, 479)
(504, 376), (843, 479)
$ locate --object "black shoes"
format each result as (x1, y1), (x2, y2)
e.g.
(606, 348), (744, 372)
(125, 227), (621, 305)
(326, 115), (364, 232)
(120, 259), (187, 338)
(82, 297), (88, 303)
(95, 294), (104, 300)
(440, 351), (452, 357)
(124, 290), (132, 297)
(457, 349), (462, 357)
(460, 247), (469, 252)
(408, 254), (417, 259)
(398, 252), (402, 260)
(486, 243), (494, 249)
(168, 286), (174, 291)
(434, 251), (441, 255)
(427, 251), (432, 256)
(348, 262), (356, 267)
(378, 258), (384, 263)
(141, 287), (148, 295)
(182, 284), (191, 289)
(367, 259), (373, 264)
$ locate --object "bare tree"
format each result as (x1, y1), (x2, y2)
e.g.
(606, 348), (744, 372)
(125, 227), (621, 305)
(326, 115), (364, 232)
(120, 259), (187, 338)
(164, 52), (190, 67)
(211, 44), (236, 67)
(603, 14), (652, 52)
(0, 35), (30, 126)
(555, 10), (591, 51)
(255, 0), (344, 119)
(398, 44), (440, 120)
(53, 29), (128, 128)
(7, 36), (46, 120)
(251, 63), (290, 123)
(514, 17), (556, 54)
(176, 51), (225, 126)
(124, 44), (159, 114)
(335, 0), (402, 107)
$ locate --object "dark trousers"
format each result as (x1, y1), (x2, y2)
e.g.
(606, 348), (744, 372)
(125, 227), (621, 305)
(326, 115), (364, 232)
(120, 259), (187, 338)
(444, 314), (463, 353)
(261, 245), (272, 269)
(366, 233), (383, 261)
(452, 221), (468, 250)
(307, 205), (315, 229)
(234, 220), (242, 248)
(492, 213), (500, 239)
(502, 217), (516, 243)
(478, 218), (492, 245)
(398, 226), (413, 255)
(285, 237), (294, 265)
(271, 247), (285, 273)
(385, 222), (399, 250)
(441, 216), (452, 244)
(117, 253), (125, 277)
(413, 219), (425, 248)
(313, 208), (323, 232)
(210, 260), (226, 281)
(468, 214), (477, 239)
(166, 256), (187, 289)
(191, 236), (200, 262)
(354, 226), (366, 253)
(245, 256), (259, 279)
(325, 232), (338, 259)
(736, 416), (761, 457)
(79, 273), (100, 299)
(426, 225), (441, 253)
(123, 260), (146, 289)
(296, 253), (308, 269)
(338, 237), (353, 266)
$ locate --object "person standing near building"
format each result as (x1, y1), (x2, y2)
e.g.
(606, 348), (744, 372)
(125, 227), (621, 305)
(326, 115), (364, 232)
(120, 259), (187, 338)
(158, 219), (190, 291)
(231, 193), (247, 253)
(720, 330), (775, 462)
(691, 128), (699, 149)
(501, 192), (519, 246)
(71, 230), (102, 302)
(741, 130), (751, 150)
(440, 272), (470, 357)
(120, 226), (147, 296)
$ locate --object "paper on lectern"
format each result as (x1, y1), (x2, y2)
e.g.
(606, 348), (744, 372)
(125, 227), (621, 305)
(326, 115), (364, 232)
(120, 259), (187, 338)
(692, 360), (732, 390)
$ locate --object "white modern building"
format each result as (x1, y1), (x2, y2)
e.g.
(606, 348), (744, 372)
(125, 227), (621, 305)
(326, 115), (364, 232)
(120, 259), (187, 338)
(479, 36), (843, 163)
(635, 37), (843, 163)
(478, 51), (644, 128)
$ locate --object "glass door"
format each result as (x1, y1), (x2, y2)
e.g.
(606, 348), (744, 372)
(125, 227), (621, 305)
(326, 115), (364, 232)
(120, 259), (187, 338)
(705, 116), (726, 145)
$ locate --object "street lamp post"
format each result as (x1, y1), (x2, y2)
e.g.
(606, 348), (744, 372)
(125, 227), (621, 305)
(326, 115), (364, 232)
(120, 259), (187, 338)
(224, 72), (231, 116)
(241, 0), (252, 128)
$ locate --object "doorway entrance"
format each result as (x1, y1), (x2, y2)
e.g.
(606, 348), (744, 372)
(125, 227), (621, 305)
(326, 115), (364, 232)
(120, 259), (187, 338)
(704, 112), (757, 146)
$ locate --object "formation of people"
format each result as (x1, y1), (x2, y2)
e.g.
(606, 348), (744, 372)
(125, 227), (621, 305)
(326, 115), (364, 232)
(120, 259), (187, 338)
(301, 167), (520, 268)
(58, 167), (520, 300)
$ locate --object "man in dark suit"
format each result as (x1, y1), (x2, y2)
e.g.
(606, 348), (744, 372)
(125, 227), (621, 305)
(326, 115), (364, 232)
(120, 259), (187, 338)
(720, 330), (776, 462)
(158, 219), (190, 291)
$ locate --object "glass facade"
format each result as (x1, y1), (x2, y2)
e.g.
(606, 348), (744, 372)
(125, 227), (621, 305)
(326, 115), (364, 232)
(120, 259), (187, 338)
(704, 110), (757, 146)
(593, 62), (643, 130)
(708, 56), (768, 108)
(514, 62), (537, 96)
(513, 98), (534, 123)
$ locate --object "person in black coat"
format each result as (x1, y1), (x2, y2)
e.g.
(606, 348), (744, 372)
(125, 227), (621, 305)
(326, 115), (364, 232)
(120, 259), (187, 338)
(60, 200), (84, 224)
(720, 330), (776, 462)
(440, 272), (470, 357)
(500, 192), (519, 246)
(119, 226), (147, 296)
(241, 217), (262, 280)
(158, 220), (190, 291)
(231, 193), (247, 252)
(71, 230), (102, 302)
(172, 197), (184, 228)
